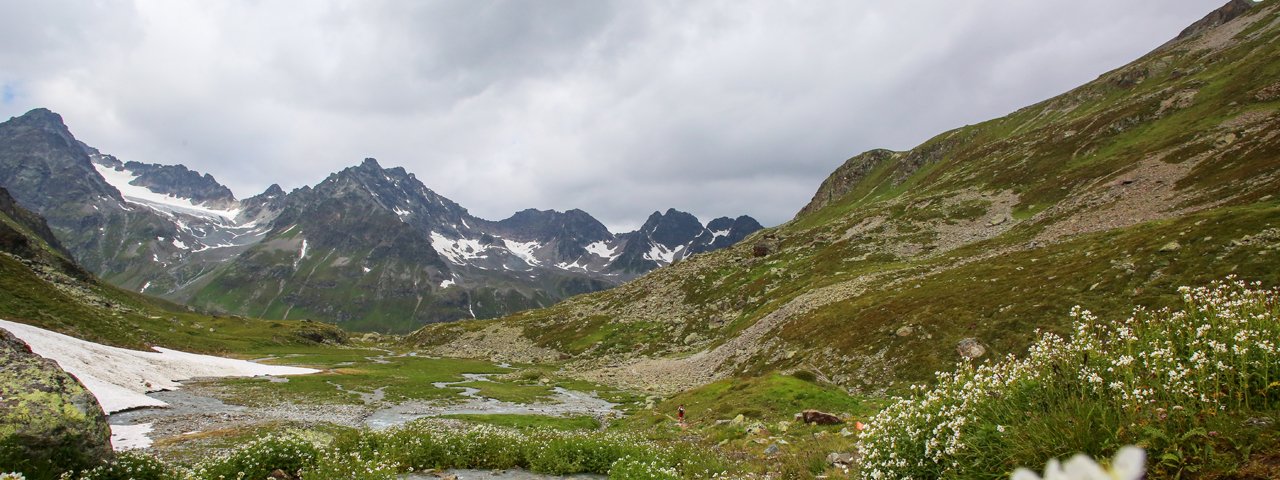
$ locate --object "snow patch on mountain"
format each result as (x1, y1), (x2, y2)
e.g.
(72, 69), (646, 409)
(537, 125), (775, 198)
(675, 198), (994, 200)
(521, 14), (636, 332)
(502, 239), (542, 266)
(92, 161), (240, 222)
(585, 241), (619, 260)
(430, 231), (488, 264)
(294, 238), (308, 269)
(644, 242), (682, 264)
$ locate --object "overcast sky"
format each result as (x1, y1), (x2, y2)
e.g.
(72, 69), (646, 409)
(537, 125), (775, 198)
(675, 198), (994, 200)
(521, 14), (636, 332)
(0, 1), (1224, 231)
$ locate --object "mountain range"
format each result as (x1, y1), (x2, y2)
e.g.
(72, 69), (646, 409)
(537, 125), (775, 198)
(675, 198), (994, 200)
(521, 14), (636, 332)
(0, 112), (760, 332)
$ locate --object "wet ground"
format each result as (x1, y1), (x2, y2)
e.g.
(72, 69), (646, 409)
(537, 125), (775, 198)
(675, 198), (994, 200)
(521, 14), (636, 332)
(107, 372), (619, 450)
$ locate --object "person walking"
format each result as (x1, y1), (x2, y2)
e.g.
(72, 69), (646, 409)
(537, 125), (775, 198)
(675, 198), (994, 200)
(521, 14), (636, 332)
(677, 404), (686, 425)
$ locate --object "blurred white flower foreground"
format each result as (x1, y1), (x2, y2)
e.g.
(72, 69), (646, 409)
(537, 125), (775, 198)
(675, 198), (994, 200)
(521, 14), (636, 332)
(1011, 446), (1145, 480)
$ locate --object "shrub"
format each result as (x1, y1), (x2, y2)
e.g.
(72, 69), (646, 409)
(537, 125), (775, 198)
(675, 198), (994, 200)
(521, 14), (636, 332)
(70, 451), (176, 480)
(856, 278), (1280, 479)
(609, 456), (681, 480)
(190, 434), (319, 480)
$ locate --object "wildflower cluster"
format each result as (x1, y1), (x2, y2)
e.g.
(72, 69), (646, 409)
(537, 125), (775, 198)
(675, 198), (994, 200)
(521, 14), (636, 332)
(64, 451), (175, 480)
(189, 434), (320, 480)
(45, 419), (724, 480)
(856, 278), (1280, 479)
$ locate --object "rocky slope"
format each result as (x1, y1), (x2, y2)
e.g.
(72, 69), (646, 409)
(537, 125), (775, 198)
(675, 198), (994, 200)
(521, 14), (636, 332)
(408, 0), (1280, 395)
(0, 113), (761, 332)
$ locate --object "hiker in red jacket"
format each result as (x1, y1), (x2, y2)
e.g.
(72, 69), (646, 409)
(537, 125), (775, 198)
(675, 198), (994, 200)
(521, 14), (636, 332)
(677, 404), (686, 425)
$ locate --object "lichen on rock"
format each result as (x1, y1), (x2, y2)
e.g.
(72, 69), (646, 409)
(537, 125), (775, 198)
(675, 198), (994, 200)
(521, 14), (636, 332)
(0, 327), (111, 478)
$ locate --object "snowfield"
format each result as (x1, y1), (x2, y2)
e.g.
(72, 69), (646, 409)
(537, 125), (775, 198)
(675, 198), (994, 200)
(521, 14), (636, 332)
(0, 319), (317, 414)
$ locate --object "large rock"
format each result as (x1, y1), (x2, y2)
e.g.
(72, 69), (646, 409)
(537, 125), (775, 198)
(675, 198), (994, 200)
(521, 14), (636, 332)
(957, 338), (987, 360)
(0, 328), (111, 477)
(797, 409), (843, 425)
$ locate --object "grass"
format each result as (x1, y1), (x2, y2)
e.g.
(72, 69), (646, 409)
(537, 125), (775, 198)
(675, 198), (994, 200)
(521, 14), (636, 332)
(63, 420), (728, 480)
(440, 414), (600, 431)
(0, 252), (347, 354)
(216, 354), (511, 406)
(633, 373), (877, 429)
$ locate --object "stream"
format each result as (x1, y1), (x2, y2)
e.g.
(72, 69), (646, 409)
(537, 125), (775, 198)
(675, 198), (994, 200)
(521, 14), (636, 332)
(366, 373), (617, 430)
(106, 367), (618, 450)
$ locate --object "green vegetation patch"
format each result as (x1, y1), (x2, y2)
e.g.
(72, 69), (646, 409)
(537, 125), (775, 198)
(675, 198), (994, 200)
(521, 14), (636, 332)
(440, 414), (600, 431)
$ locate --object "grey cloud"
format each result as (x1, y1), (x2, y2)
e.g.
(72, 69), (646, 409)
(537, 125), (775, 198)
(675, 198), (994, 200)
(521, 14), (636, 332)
(0, 0), (1224, 231)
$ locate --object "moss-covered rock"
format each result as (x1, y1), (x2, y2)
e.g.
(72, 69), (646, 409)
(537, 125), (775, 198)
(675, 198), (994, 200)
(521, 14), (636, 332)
(0, 327), (111, 479)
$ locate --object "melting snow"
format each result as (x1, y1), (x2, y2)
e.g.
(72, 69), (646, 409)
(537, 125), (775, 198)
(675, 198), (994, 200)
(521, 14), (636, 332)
(502, 239), (542, 266)
(643, 242), (682, 264)
(430, 232), (489, 264)
(710, 229), (731, 239)
(92, 162), (240, 222)
(140, 281), (151, 292)
(0, 319), (317, 415)
(362, 266), (371, 274)
(110, 423), (153, 451)
(293, 238), (308, 270)
(440, 278), (455, 288)
(556, 260), (588, 271)
(393, 207), (411, 217)
(585, 241), (619, 260)
(172, 238), (188, 250)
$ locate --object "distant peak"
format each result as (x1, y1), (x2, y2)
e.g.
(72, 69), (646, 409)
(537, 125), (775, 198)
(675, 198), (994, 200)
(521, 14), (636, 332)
(263, 184), (285, 196)
(360, 157), (381, 169)
(12, 108), (67, 129)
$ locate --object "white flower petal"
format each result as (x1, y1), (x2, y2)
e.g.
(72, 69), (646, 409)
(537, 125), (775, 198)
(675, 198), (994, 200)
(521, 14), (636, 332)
(1011, 467), (1042, 480)
(1109, 446), (1146, 480)
(1064, 454), (1110, 480)
(1043, 459), (1067, 480)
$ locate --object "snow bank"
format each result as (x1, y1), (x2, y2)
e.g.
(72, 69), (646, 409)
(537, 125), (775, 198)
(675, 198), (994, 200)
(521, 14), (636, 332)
(0, 319), (318, 414)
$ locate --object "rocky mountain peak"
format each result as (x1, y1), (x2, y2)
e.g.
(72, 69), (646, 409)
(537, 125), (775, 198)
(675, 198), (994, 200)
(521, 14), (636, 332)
(639, 208), (705, 248)
(260, 183), (285, 198)
(1175, 0), (1257, 41)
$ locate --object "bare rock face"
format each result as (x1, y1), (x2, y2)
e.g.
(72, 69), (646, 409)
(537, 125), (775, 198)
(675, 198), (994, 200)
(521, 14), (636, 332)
(0, 327), (112, 477)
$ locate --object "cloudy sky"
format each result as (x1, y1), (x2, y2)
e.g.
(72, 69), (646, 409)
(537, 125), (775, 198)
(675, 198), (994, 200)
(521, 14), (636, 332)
(0, 0), (1223, 231)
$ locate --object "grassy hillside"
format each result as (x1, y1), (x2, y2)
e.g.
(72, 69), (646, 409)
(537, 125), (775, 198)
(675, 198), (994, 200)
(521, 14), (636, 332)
(0, 187), (345, 354)
(408, 1), (1280, 395)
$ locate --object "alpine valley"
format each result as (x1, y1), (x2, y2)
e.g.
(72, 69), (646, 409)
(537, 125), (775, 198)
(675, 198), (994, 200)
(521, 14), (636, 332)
(2, 1), (1280, 479)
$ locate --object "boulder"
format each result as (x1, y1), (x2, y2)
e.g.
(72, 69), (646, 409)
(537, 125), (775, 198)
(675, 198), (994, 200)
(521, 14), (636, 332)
(763, 443), (781, 456)
(0, 328), (112, 477)
(956, 338), (987, 360)
(798, 409), (843, 425)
